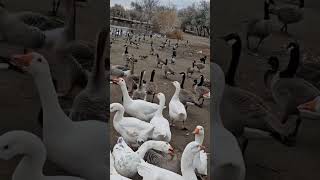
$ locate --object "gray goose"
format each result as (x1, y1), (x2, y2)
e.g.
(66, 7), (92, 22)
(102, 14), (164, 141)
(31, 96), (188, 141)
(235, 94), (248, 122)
(162, 59), (175, 79)
(194, 60), (205, 72)
(156, 53), (165, 68)
(245, 0), (274, 51)
(143, 150), (181, 175)
(69, 28), (108, 122)
(193, 78), (210, 106)
(145, 70), (158, 102)
(179, 72), (200, 110)
(186, 61), (195, 78)
(264, 42), (320, 124)
(220, 33), (301, 152)
(132, 70), (147, 100)
(269, 0), (304, 33)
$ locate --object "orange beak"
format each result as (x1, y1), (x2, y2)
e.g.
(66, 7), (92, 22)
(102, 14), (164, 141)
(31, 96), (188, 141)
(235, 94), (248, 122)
(298, 99), (317, 112)
(168, 147), (174, 155)
(11, 53), (33, 68)
(192, 128), (200, 134)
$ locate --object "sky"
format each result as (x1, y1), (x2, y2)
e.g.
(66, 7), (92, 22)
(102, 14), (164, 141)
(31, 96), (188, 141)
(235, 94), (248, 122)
(110, 0), (210, 10)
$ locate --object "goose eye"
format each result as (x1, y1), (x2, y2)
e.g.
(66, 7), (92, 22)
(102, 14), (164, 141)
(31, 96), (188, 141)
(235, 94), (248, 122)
(37, 58), (42, 62)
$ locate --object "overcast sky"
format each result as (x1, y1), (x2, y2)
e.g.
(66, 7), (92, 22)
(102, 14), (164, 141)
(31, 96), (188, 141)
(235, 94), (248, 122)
(110, 0), (210, 10)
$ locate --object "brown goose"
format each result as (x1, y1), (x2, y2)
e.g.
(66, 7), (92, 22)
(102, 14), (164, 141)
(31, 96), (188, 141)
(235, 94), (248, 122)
(145, 70), (158, 102)
(69, 28), (108, 122)
(179, 72), (200, 110)
(132, 70), (147, 100)
(162, 59), (175, 79)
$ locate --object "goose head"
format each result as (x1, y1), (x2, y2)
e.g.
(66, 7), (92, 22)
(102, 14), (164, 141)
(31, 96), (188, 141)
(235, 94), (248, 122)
(192, 126), (204, 136)
(112, 78), (126, 86)
(113, 137), (131, 153)
(110, 103), (124, 113)
(172, 81), (181, 88)
(156, 92), (165, 101)
(287, 42), (299, 52)
(145, 141), (175, 155)
(0, 131), (43, 160)
(220, 33), (241, 46)
(10, 52), (50, 76)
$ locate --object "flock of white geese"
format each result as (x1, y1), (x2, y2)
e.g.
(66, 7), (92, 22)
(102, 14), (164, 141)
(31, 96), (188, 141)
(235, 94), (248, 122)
(109, 16), (210, 180)
(214, 0), (320, 179)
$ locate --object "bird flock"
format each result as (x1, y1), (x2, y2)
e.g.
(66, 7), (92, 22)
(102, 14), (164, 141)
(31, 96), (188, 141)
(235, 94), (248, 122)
(213, 0), (320, 179)
(110, 18), (210, 179)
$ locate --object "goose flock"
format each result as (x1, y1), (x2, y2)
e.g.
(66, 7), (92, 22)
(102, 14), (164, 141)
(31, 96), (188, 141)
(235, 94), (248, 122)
(213, 0), (320, 179)
(110, 16), (210, 179)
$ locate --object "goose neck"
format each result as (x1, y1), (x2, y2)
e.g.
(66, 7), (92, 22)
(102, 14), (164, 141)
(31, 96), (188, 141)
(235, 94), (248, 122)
(226, 41), (241, 86)
(181, 149), (197, 179)
(155, 98), (165, 116)
(264, 1), (270, 20)
(120, 83), (132, 104)
(173, 85), (181, 99)
(33, 72), (71, 130)
(150, 71), (155, 82)
(281, 47), (300, 77)
(195, 134), (204, 145)
(136, 141), (156, 159)
(180, 75), (185, 89)
(14, 141), (46, 180)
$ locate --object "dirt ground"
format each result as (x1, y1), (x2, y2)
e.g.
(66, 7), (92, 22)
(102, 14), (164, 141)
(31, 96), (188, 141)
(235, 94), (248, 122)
(110, 32), (210, 179)
(213, 0), (320, 179)
(0, 0), (106, 179)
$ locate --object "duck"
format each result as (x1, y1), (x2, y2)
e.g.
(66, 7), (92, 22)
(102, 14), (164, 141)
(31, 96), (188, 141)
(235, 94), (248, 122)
(110, 151), (132, 180)
(137, 141), (205, 180)
(245, 0), (274, 52)
(150, 93), (171, 142)
(145, 69), (158, 102)
(0, 130), (85, 180)
(132, 70), (147, 100)
(169, 81), (188, 130)
(193, 60), (205, 72)
(10, 52), (107, 180)
(179, 72), (200, 110)
(192, 126), (208, 177)
(112, 137), (174, 178)
(264, 42), (320, 124)
(269, 0), (304, 33)
(110, 103), (155, 146)
(162, 59), (175, 79)
(112, 78), (162, 121)
(220, 33), (301, 150)
(212, 62), (245, 180)
(186, 61), (195, 78)
(69, 28), (108, 122)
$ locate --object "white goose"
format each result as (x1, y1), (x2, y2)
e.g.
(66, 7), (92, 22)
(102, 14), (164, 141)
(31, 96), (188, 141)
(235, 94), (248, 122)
(169, 81), (187, 130)
(212, 63), (245, 180)
(110, 103), (155, 146)
(192, 126), (208, 177)
(150, 93), (171, 142)
(10, 52), (106, 180)
(137, 141), (205, 180)
(112, 137), (174, 178)
(0, 130), (84, 180)
(110, 151), (132, 180)
(112, 78), (162, 122)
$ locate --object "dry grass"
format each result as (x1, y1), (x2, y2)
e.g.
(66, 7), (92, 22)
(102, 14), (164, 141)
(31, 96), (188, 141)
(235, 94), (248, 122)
(166, 30), (184, 40)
